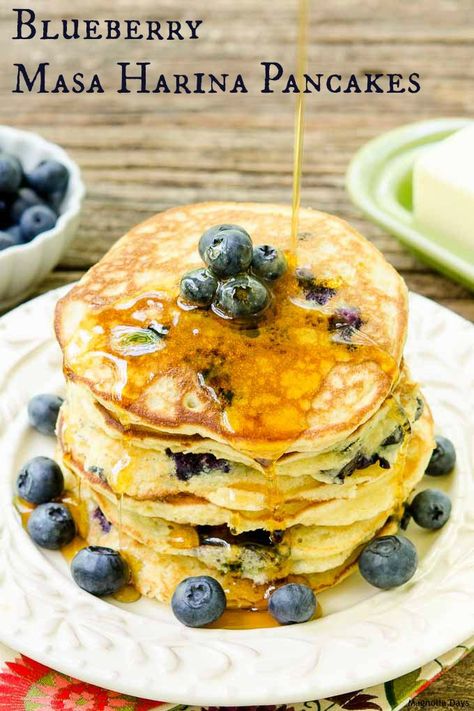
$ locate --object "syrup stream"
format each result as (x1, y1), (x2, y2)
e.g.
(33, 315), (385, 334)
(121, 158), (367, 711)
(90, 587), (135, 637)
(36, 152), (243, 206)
(290, 0), (310, 257)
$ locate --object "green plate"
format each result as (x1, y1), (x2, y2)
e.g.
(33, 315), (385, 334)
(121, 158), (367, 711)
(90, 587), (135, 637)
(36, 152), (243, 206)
(346, 118), (474, 291)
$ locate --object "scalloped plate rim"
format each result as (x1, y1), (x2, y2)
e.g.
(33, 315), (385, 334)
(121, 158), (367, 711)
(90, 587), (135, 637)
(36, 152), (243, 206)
(0, 286), (472, 705)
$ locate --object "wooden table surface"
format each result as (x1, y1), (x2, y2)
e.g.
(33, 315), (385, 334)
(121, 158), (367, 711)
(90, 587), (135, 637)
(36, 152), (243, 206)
(1, 0), (473, 702)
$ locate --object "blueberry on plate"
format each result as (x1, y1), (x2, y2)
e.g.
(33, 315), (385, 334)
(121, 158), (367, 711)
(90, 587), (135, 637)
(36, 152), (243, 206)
(268, 583), (316, 625)
(214, 274), (270, 319)
(27, 393), (64, 436)
(17, 456), (64, 504)
(410, 489), (451, 530)
(198, 224), (251, 261)
(425, 435), (456, 476)
(20, 205), (57, 242)
(0, 232), (16, 251)
(252, 245), (287, 281)
(27, 502), (75, 550)
(180, 268), (218, 307)
(10, 187), (46, 224)
(203, 228), (253, 277)
(71, 546), (128, 597)
(0, 154), (22, 194)
(26, 159), (69, 202)
(171, 575), (226, 627)
(359, 535), (417, 589)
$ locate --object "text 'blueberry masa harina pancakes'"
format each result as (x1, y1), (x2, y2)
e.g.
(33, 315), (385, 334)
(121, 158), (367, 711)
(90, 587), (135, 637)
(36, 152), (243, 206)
(54, 202), (434, 609)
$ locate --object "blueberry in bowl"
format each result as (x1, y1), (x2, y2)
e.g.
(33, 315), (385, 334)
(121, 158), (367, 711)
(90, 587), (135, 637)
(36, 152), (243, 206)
(20, 205), (57, 242)
(0, 157), (64, 247)
(0, 232), (18, 251)
(0, 125), (84, 310)
(9, 187), (47, 224)
(26, 159), (70, 208)
(0, 153), (22, 194)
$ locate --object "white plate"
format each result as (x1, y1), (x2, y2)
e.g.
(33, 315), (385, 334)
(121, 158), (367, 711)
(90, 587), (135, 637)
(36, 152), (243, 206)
(0, 287), (472, 706)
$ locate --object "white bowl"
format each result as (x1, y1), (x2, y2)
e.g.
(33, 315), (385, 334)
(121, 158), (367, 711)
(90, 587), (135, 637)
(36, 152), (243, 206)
(0, 126), (85, 310)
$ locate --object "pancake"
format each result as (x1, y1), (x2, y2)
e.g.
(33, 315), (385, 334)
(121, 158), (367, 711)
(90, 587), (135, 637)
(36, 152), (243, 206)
(54, 202), (434, 611)
(55, 202), (408, 459)
(62, 406), (432, 531)
(58, 365), (422, 503)
(61, 407), (432, 603)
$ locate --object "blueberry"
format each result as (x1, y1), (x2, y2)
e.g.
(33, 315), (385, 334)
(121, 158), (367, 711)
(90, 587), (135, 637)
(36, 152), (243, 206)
(0, 195), (12, 228)
(425, 436), (456, 476)
(329, 306), (363, 333)
(410, 489), (451, 530)
(0, 154), (22, 194)
(26, 160), (69, 202)
(180, 268), (218, 307)
(10, 187), (46, 224)
(198, 224), (251, 261)
(27, 393), (64, 436)
(414, 396), (424, 421)
(165, 449), (230, 481)
(203, 228), (253, 277)
(17, 456), (64, 504)
(381, 425), (405, 447)
(214, 275), (270, 319)
(27, 503), (75, 550)
(400, 502), (411, 531)
(359, 534), (417, 589)
(71, 546), (128, 597)
(20, 205), (57, 242)
(252, 245), (287, 281)
(171, 575), (226, 627)
(6, 225), (23, 243)
(93, 507), (112, 534)
(268, 583), (316, 625)
(0, 232), (16, 251)
(296, 268), (337, 305)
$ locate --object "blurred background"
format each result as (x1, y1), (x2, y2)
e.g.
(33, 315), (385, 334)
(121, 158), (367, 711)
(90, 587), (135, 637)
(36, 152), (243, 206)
(1, 0), (473, 319)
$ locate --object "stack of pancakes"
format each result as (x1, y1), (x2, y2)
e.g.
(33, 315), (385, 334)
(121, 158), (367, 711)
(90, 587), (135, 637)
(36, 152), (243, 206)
(55, 202), (434, 608)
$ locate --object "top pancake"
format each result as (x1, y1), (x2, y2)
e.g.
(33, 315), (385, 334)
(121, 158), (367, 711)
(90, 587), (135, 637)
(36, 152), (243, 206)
(55, 202), (408, 458)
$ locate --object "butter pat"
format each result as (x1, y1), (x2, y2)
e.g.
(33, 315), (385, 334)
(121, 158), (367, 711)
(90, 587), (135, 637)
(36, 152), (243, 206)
(413, 125), (474, 254)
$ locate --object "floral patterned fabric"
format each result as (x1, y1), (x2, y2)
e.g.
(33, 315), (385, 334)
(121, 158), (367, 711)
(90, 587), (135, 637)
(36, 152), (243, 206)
(0, 638), (471, 711)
